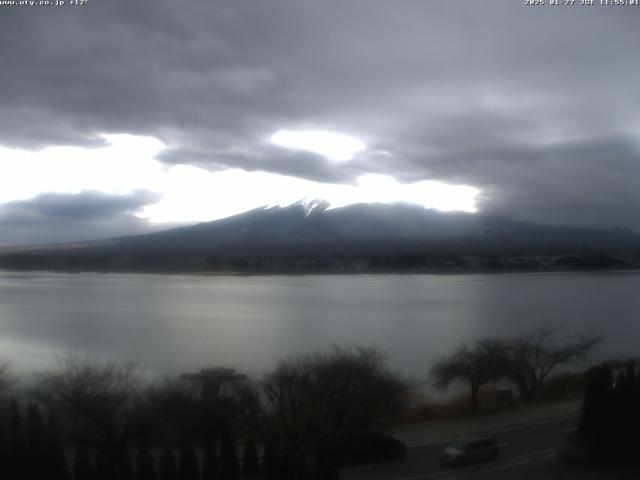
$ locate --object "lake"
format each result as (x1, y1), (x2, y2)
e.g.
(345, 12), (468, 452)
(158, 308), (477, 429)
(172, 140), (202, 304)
(1, 270), (639, 379)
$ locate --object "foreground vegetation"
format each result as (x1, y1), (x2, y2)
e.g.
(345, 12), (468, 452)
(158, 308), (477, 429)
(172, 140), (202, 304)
(572, 360), (640, 465)
(0, 347), (411, 480)
(0, 328), (599, 479)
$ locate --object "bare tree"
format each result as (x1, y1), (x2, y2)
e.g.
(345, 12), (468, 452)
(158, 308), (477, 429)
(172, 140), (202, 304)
(505, 326), (601, 403)
(431, 339), (508, 414)
(33, 355), (153, 456)
(0, 360), (14, 395)
(239, 345), (411, 476)
(310, 346), (409, 433)
(267, 346), (408, 437)
(144, 375), (206, 440)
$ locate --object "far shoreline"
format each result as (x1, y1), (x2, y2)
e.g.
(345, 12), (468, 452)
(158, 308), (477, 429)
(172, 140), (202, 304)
(2, 266), (640, 278)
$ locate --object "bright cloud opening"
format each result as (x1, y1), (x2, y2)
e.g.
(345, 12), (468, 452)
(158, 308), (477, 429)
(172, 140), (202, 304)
(270, 129), (366, 162)
(0, 134), (479, 226)
(0, 134), (166, 204)
(137, 168), (479, 224)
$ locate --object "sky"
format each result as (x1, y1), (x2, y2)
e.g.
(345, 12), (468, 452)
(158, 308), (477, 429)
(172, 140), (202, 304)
(1, 0), (640, 245)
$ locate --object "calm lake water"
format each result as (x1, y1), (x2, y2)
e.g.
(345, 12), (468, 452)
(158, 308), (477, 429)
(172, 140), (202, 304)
(1, 270), (639, 378)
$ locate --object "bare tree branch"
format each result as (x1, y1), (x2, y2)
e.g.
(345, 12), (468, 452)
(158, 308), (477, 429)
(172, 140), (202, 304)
(32, 354), (148, 451)
(0, 359), (14, 395)
(506, 326), (601, 402)
(239, 344), (411, 470)
(431, 339), (509, 414)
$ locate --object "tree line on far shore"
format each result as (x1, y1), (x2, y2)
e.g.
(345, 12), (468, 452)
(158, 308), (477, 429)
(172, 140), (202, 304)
(0, 326), (601, 479)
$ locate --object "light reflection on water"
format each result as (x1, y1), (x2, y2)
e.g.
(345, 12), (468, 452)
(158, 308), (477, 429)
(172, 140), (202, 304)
(1, 270), (639, 379)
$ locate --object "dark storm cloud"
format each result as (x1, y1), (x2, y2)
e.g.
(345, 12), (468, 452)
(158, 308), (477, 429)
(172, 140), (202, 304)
(157, 145), (378, 184)
(1, 1), (640, 229)
(0, 191), (162, 245)
(0, 191), (159, 222)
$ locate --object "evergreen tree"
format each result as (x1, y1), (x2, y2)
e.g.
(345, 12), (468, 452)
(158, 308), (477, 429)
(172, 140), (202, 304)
(612, 370), (626, 462)
(624, 361), (636, 385)
(219, 425), (240, 480)
(0, 423), (6, 451)
(178, 439), (198, 480)
(74, 444), (94, 480)
(137, 439), (157, 480)
(261, 444), (279, 480)
(0, 424), (10, 480)
(95, 451), (117, 480)
(9, 399), (28, 480)
(578, 364), (616, 463)
(278, 450), (296, 480)
(117, 450), (134, 480)
(201, 438), (218, 480)
(9, 398), (27, 452)
(314, 448), (339, 480)
(619, 362), (637, 463)
(27, 403), (46, 454)
(46, 413), (71, 480)
(27, 403), (47, 479)
(634, 364), (640, 465)
(158, 446), (177, 480)
(241, 434), (260, 479)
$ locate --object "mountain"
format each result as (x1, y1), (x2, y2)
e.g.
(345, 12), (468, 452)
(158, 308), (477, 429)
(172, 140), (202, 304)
(1, 201), (639, 272)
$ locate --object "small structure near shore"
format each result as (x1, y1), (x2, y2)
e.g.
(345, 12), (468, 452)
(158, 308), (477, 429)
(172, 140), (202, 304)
(495, 389), (515, 409)
(181, 367), (247, 400)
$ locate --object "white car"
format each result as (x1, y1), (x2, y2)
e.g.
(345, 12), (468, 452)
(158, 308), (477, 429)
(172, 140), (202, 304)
(443, 436), (499, 465)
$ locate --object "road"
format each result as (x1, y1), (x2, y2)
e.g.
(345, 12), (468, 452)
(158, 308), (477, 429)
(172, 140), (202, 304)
(341, 412), (578, 480)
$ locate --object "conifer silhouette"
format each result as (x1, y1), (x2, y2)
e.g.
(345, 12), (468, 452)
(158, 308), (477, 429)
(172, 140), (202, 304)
(178, 439), (198, 480)
(158, 446), (178, 480)
(201, 438), (219, 480)
(74, 444), (94, 480)
(219, 424), (240, 480)
(241, 434), (260, 479)
(137, 439), (157, 480)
